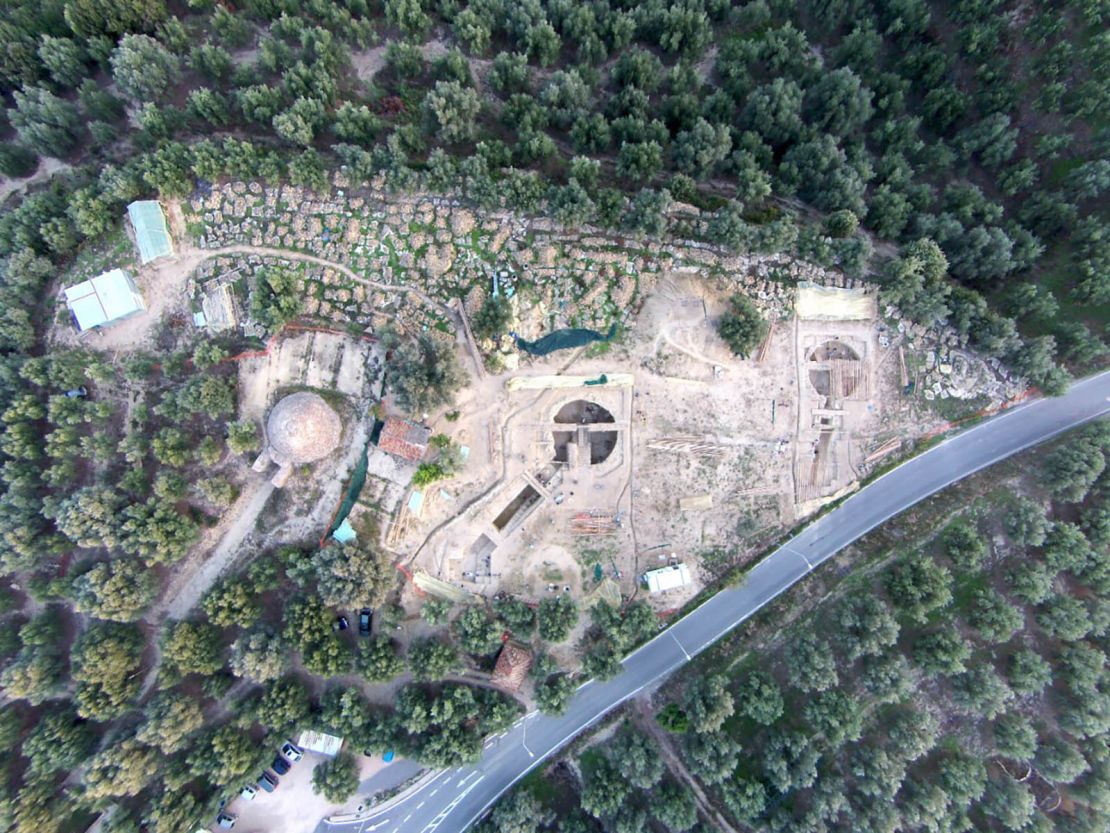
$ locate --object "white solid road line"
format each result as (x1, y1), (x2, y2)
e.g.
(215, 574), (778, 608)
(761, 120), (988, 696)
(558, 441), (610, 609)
(785, 545), (814, 570)
(669, 631), (690, 660)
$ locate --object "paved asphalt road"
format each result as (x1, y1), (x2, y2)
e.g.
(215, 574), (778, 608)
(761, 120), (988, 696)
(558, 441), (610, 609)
(322, 371), (1110, 833)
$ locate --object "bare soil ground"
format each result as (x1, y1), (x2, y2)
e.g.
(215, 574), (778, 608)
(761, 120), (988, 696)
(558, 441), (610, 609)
(396, 268), (924, 614)
(0, 157), (71, 205)
(350, 38), (453, 83)
(51, 194), (937, 636)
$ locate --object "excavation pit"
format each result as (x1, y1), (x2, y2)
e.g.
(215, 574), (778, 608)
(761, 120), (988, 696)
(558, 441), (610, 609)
(492, 484), (542, 532)
(554, 400), (615, 425)
(808, 340), (862, 400)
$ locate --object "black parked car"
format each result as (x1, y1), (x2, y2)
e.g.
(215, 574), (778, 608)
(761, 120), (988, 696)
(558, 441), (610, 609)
(334, 615), (349, 631)
(358, 608), (373, 635)
(271, 756), (290, 776)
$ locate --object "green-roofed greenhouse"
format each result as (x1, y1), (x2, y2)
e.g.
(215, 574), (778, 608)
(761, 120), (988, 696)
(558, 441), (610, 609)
(127, 200), (174, 264)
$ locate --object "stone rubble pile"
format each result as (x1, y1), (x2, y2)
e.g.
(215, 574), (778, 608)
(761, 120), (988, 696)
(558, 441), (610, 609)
(882, 305), (1025, 403)
(188, 175), (1020, 407)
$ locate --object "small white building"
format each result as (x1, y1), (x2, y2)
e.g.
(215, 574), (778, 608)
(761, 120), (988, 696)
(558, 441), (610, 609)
(297, 729), (344, 758)
(644, 563), (693, 593)
(63, 269), (146, 331)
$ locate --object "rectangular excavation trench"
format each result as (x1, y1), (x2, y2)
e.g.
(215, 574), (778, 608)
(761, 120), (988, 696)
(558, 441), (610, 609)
(492, 484), (542, 532)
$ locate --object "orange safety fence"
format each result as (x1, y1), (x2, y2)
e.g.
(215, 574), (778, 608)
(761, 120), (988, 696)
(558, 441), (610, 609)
(221, 322), (379, 366)
(319, 498), (344, 549)
(395, 562), (427, 597)
(920, 386), (1037, 441)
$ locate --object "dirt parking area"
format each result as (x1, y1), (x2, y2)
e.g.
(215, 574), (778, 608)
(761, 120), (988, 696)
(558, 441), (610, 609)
(219, 752), (413, 833)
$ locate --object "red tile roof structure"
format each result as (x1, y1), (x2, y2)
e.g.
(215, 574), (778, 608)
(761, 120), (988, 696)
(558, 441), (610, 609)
(378, 417), (430, 462)
(491, 641), (533, 692)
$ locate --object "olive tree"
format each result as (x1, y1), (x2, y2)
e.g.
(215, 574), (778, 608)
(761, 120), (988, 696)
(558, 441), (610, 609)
(684, 673), (734, 732)
(422, 81), (481, 144)
(312, 751), (360, 801)
(137, 691), (205, 753)
(310, 541), (395, 609)
(9, 87), (81, 157)
(71, 558), (156, 622)
(717, 294), (767, 357)
(381, 327), (465, 414)
(110, 34), (181, 102)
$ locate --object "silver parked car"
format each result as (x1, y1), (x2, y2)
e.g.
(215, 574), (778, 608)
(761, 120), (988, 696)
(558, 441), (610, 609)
(281, 742), (303, 762)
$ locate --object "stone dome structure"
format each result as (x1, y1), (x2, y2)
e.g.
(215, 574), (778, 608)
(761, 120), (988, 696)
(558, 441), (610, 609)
(252, 392), (342, 487)
(266, 392), (342, 464)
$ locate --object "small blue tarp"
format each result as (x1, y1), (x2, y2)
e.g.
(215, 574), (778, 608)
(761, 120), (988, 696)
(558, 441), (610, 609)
(331, 518), (357, 543)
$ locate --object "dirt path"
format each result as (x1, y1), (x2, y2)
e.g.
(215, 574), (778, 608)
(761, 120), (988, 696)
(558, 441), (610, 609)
(0, 157), (71, 205)
(648, 279), (736, 370)
(200, 244), (459, 324)
(86, 237), (459, 352)
(147, 478), (276, 622)
(633, 699), (741, 833)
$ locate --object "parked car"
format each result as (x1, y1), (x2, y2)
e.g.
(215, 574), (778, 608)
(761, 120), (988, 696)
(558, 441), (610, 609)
(271, 756), (290, 776)
(64, 386), (88, 398)
(239, 785), (257, 801)
(358, 608), (373, 635)
(281, 742), (303, 762)
(334, 615), (349, 631)
(216, 813), (236, 829)
(257, 772), (278, 792)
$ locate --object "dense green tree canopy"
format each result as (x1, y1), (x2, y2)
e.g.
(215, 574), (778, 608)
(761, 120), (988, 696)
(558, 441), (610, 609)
(717, 294), (768, 357)
(71, 558), (156, 622)
(381, 328), (465, 414)
(110, 35), (181, 102)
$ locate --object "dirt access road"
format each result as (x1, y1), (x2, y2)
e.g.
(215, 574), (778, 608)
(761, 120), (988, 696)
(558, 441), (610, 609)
(84, 231), (458, 353)
(152, 479), (277, 622)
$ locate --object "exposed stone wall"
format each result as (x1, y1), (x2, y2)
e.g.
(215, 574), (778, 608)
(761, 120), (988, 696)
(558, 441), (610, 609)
(189, 176), (1024, 404)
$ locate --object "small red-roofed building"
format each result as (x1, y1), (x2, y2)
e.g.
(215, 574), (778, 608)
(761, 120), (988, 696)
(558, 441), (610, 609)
(491, 641), (533, 692)
(377, 417), (431, 463)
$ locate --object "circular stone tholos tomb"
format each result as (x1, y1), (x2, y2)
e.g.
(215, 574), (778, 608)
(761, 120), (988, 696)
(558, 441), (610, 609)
(251, 391), (342, 487)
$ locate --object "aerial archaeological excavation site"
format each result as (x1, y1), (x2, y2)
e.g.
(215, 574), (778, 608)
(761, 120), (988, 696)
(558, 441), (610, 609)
(1, 0), (1107, 831)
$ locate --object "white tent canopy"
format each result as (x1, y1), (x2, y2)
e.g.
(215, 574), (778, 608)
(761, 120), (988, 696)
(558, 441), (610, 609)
(645, 563), (692, 593)
(63, 269), (145, 331)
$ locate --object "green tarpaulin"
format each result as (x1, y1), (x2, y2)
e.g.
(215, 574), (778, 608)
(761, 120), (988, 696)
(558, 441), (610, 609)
(514, 323), (617, 356)
(326, 440), (370, 539)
